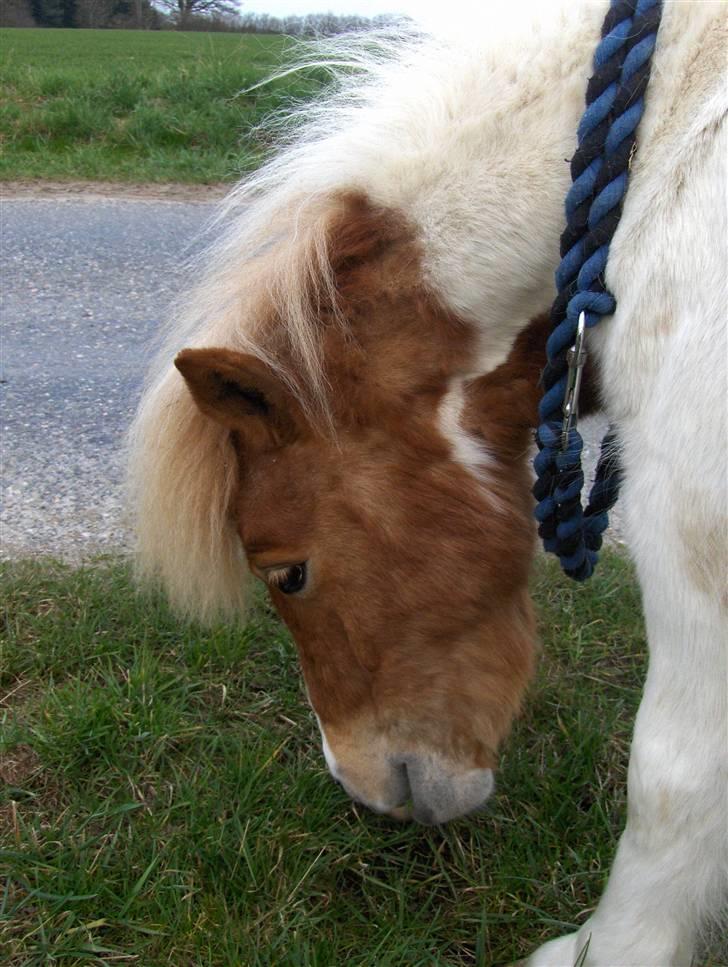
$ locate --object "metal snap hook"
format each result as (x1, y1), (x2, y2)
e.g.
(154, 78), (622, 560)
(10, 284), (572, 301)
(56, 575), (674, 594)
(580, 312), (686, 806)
(561, 311), (588, 452)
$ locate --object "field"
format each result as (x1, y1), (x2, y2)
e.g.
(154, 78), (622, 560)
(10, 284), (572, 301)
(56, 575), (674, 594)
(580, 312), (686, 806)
(0, 29), (324, 182)
(1, 551), (654, 966)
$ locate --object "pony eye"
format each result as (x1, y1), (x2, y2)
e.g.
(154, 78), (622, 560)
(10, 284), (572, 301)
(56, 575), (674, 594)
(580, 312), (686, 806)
(269, 563), (307, 595)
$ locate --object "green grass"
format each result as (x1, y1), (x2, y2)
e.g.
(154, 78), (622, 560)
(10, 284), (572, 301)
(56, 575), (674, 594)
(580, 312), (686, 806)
(0, 550), (663, 965)
(0, 29), (326, 183)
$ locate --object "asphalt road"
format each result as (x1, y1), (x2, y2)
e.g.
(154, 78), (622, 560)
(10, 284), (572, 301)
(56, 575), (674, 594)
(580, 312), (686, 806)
(1, 195), (213, 559)
(0, 194), (617, 561)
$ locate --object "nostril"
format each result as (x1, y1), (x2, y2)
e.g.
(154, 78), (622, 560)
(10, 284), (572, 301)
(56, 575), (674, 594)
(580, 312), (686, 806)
(395, 760), (408, 796)
(389, 759), (437, 823)
(384, 760), (412, 820)
(391, 759), (412, 808)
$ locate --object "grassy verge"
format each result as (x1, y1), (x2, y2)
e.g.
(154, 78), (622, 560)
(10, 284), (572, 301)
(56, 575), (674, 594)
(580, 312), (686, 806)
(0, 29), (325, 183)
(0, 550), (663, 965)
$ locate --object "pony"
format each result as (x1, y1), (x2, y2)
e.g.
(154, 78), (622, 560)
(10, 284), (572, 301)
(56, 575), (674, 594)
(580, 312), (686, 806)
(128, 3), (727, 963)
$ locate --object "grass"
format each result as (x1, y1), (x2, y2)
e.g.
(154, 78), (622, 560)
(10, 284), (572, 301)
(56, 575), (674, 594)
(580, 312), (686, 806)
(0, 549), (658, 965)
(0, 29), (327, 183)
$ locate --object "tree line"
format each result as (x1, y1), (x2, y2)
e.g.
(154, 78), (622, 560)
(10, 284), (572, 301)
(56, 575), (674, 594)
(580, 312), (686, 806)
(1, 0), (400, 33)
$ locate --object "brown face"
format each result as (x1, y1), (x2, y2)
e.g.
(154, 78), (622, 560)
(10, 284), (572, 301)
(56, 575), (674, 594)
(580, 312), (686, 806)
(175, 198), (546, 824)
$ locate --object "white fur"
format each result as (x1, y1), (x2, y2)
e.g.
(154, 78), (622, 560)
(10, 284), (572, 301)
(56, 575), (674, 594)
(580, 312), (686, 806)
(438, 377), (494, 478)
(528, 6), (728, 959)
(130, 2), (728, 960)
(436, 3), (727, 963)
(316, 715), (341, 780)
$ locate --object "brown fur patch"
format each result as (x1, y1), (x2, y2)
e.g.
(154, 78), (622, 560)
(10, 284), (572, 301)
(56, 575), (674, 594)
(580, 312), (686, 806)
(176, 192), (557, 793)
(464, 311), (600, 463)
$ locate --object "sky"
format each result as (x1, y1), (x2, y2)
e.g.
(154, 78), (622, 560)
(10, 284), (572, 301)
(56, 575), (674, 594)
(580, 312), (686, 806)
(244, 0), (481, 22)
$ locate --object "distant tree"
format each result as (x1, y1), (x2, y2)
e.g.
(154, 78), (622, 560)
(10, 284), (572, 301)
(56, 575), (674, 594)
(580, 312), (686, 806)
(30, 0), (60, 25)
(74, 0), (114, 27)
(5, 1), (401, 31)
(153, 0), (237, 28)
(233, 11), (403, 37)
(74, 0), (160, 27)
(29, 0), (76, 26)
(0, 0), (37, 25)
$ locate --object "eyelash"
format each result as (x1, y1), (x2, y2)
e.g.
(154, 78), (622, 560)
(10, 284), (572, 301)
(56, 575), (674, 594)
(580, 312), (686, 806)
(268, 567), (291, 588)
(266, 563), (307, 595)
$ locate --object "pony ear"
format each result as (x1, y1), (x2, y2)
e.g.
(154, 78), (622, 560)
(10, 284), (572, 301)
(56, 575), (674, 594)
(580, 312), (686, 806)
(174, 348), (301, 448)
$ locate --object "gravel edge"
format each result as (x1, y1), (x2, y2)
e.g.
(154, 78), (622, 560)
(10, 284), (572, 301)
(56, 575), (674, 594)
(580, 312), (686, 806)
(0, 180), (231, 202)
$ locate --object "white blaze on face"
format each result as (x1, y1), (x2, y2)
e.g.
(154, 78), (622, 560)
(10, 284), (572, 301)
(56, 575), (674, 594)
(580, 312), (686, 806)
(316, 715), (341, 781)
(315, 716), (403, 814)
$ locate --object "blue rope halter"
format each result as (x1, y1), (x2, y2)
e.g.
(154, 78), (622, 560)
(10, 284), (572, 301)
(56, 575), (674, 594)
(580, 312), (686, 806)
(532, 0), (663, 580)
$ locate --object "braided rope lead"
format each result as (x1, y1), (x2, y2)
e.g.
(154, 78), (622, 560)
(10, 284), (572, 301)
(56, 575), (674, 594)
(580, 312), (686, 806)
(532, 0), (663, 580)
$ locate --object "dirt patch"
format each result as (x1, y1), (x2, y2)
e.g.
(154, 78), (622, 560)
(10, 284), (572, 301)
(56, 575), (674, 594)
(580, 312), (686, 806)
(0, 744), (64, 838)
(0, 745), (41, 837)
(0, 677), (33, 709)
(0, 744), (41, 787)
(0, 179), (231, 202)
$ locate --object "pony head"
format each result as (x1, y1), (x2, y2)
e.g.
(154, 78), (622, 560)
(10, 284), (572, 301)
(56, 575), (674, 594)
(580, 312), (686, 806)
(132, 190), (549, 824)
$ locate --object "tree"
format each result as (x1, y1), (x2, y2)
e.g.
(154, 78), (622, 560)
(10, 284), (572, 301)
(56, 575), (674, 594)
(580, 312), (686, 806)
(153, 0), (237, 28)
(74, 0), (160, 28)
(30, 0), (76, 26)
(0, 0), (37, 25)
